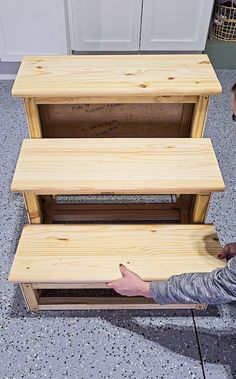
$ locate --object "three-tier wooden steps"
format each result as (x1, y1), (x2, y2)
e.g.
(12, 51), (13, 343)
(9, 54), (225, 311)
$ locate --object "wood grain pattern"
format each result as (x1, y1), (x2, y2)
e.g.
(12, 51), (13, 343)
(11, 138), (224, 195)
(12, 55), (222, 98)
(9, 224), (225, 284)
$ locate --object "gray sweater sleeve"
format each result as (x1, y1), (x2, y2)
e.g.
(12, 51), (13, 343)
(150, 256), (236, 305)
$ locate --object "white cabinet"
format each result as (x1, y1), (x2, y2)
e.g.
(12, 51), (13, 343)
(140, 0), (214, 51)
(0, 0), (214, 59)
(0, 0), (69, 61)
(69, 0), (142, 51)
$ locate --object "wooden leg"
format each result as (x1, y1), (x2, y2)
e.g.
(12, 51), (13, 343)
(23, 193), (43, 224)
(191, 96), (209, 138)
(24, 98), (42, 138)
(179, 103), (195, 137)
(41, 195), (54, 224)
(191, 193), (211, 224)
(178, 195), (193, 223)
(20, 284), (39, 311)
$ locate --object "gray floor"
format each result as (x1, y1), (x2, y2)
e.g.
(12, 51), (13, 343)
(0, 72), (236, 379)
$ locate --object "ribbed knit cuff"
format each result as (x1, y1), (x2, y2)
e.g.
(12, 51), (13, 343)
(150, 281), (170, 305)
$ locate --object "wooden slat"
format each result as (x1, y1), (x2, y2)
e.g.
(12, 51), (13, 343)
(32, 283), (109, 289)
(12, 55), (221, 98)
(9, 224), (224, 284)
(38, 296), (206, 310)
(11, 138), (225, 195)
(34, 95), (198, 105)
(51, 201), (180, 223)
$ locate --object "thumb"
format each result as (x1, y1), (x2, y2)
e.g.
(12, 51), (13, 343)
(218, 245), (229, 259)
(119, 264), (128, 276)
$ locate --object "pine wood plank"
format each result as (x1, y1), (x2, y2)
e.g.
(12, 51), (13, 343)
(9, 224), (225, 284)
(12, 55), (221, 98)
(11, 138), (224, 195)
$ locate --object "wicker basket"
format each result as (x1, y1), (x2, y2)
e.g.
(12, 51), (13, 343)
(212, 1), (236, 41)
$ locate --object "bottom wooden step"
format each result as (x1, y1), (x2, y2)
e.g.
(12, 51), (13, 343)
(10, 224), (225, 311)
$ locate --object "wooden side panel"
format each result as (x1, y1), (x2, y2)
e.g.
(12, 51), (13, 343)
(38, 103), (194, 138)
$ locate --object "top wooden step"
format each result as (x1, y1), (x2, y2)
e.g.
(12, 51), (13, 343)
(9, 224), (224, 284)
(12, 55), (221, 98)
(11, 138), (225, 195)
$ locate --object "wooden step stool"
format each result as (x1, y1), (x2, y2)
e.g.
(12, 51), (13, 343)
(11, 138), (224, 224)
(9, 55), (225, 311)
(12, 54), (222, 220)
(9, 224), (225, 311)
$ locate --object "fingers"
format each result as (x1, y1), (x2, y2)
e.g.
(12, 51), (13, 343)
(119, 263), (128, 276)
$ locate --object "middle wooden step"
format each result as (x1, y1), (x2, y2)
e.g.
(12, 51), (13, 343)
(11, 138), (224, 223)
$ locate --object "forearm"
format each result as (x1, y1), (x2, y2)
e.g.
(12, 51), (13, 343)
(150, 257), (236, 305)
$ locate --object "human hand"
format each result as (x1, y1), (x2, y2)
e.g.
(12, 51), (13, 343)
(107, 264), (151, 298)
(218, 243), (236, 261)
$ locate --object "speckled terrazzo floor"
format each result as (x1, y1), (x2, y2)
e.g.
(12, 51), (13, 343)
(0, 72), (236, 379)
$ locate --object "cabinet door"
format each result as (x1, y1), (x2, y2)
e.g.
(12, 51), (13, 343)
(0, 0), (69, 61)
(69, 0), (142, 51)
(140, 0), (214, 51)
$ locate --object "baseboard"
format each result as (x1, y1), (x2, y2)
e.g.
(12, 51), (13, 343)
(0, 61), (20, 80)
(0, 73), (17, 80)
